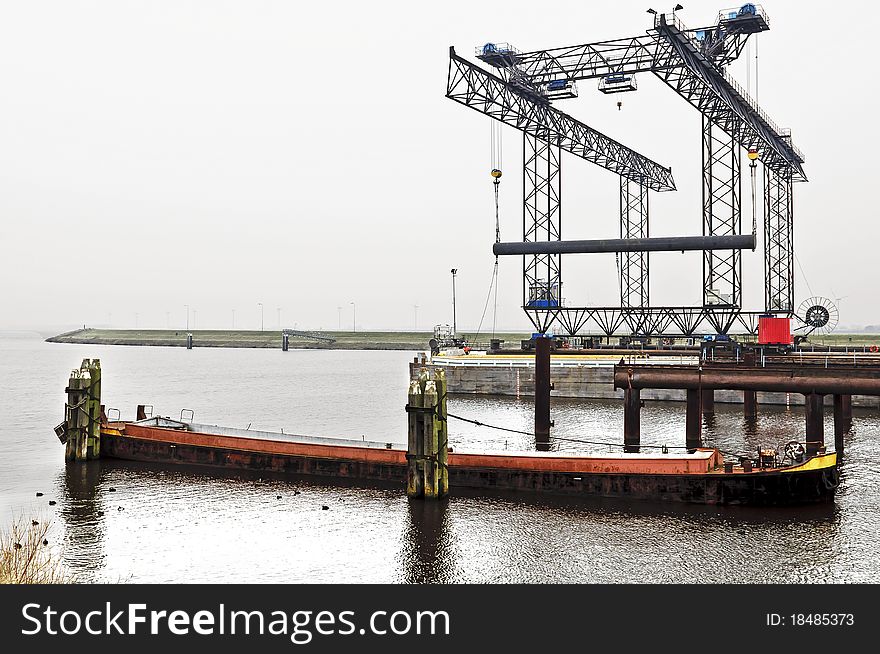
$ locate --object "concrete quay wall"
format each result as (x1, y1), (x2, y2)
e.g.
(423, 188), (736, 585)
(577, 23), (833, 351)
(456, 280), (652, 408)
(409, 358), (880, 410)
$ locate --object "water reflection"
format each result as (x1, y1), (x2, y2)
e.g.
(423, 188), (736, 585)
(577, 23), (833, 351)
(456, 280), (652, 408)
(399, 499), (455, 583)
(56, 461), (107, 580)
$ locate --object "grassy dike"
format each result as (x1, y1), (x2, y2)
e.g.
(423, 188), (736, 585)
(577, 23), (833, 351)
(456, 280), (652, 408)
(46, 328), (880, 350)
(46, 328), (532, 351)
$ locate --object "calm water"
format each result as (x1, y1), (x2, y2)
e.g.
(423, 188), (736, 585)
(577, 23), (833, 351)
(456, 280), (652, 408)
(1, 331), (879, 583)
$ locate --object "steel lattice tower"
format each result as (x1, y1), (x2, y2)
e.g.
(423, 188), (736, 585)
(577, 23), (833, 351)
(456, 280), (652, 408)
(619, 177), (650, 331)
(522, 132), (562, 334)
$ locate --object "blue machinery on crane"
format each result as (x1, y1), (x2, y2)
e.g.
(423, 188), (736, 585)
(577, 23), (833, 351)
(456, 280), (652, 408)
(446, 4), (805, 337)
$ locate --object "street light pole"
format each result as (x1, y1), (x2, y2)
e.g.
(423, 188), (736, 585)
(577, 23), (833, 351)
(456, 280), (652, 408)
(450, 268), (458, 336)
(258, 302), (264, 331)
(337, 306), (342, 331)
(185, 304), (189, 331)
(350, 302), (356, 332)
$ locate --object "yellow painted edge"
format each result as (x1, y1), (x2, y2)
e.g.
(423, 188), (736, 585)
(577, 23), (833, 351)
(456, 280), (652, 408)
(782, 452), (837, 472)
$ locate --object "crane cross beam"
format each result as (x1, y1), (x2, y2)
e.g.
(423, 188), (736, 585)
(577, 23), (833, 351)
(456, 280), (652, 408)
(446, 47), (676, 192)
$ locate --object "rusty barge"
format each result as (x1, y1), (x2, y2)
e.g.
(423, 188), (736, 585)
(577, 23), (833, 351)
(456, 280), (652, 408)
(59, 358), (839, 507)
(95, 417), (838, 506)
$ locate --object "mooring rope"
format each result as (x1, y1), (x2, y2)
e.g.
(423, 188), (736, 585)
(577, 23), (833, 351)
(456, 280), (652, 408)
(445, 412), (749, 459)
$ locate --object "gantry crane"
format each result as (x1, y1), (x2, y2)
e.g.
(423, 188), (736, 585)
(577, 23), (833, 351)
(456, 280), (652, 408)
(446, 4), (806, 338)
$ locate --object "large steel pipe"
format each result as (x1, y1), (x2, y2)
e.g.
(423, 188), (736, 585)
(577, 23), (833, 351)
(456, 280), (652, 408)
(493, 234), (756, 256)
(613, 365), (880, 396)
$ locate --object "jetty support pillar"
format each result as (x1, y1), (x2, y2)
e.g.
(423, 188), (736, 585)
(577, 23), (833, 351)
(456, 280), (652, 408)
(743, 390), (758, 418)
(701, 389), (715, 414)
(805, 393), (825, 457)
(686, 388), (702, 452)
(623, 387), (641, 453)
(406, 368), (449, 499)
(833, 393), (852, 456)
(534, 336), (552, 452)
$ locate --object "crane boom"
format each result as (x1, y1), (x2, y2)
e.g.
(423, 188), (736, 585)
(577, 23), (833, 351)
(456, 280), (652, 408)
(446, 47), (676, 192)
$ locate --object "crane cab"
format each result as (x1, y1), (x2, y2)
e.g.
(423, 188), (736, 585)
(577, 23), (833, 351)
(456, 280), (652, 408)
(543, 78), (578, 100)
(476, 42), (522, 68)
(598, 73), (637, 94)
(717, 4), (770, 34)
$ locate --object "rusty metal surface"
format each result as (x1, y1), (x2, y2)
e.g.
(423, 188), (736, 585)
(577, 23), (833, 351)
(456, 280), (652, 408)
(102, 432), (837, 506)
(614, 364), (880, 396)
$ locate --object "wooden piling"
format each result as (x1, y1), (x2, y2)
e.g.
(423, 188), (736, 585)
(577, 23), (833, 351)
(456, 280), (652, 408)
(685, 388), (702, 452)
(805, 393), (825, 457)
(63, 359), (102, 462)
(64, 371), (82, 461)
(85, 359), (101, 459)
(406, 380), (424, 498)
(433, 369), (449, 497)
(406, 368), (448, 499)
(422, 381), (439, 498)
(623, 387), (641, 453)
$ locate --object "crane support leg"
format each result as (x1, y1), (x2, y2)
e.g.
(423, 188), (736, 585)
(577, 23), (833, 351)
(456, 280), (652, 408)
(523, 132), (562, 333)
(702, 117), (742, 331)
(764, 166), (795, 313)
(620, 177), (649, 334)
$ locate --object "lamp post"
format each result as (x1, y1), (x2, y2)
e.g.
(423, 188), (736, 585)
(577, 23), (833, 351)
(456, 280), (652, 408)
(450, 268), (458, 336)
(185, 304), (189, 331)
(350, 302), (356, 332)
(337, 306), (342, 331)
(258, 302), (264, 331)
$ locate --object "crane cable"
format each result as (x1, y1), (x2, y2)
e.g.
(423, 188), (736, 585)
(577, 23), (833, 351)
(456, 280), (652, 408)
(750, 157), (757, 248)
(471, 124), (503, 344)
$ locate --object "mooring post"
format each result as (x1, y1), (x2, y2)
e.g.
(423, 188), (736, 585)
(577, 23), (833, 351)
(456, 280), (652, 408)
(406, 380), (424, 498)
(64, 371), (82, 461)
(433, 368), (449, 497)
(833, 394), (852, 456)
(85, 359), (102, 460)
(805, 393), (825, 457)
(685, 388), (702, 452)
(534, 335), (552, 452)
(282, 332), (289, 352)
(701, 388), (715, 414)
(623, 387), (641, 453)
(76, 366), (91, 461)
(422, 380), (439, 498)
(186, 332), (193, 350)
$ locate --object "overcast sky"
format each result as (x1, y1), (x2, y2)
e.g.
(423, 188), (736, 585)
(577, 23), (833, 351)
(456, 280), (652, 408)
(1, 0), (877, 333)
